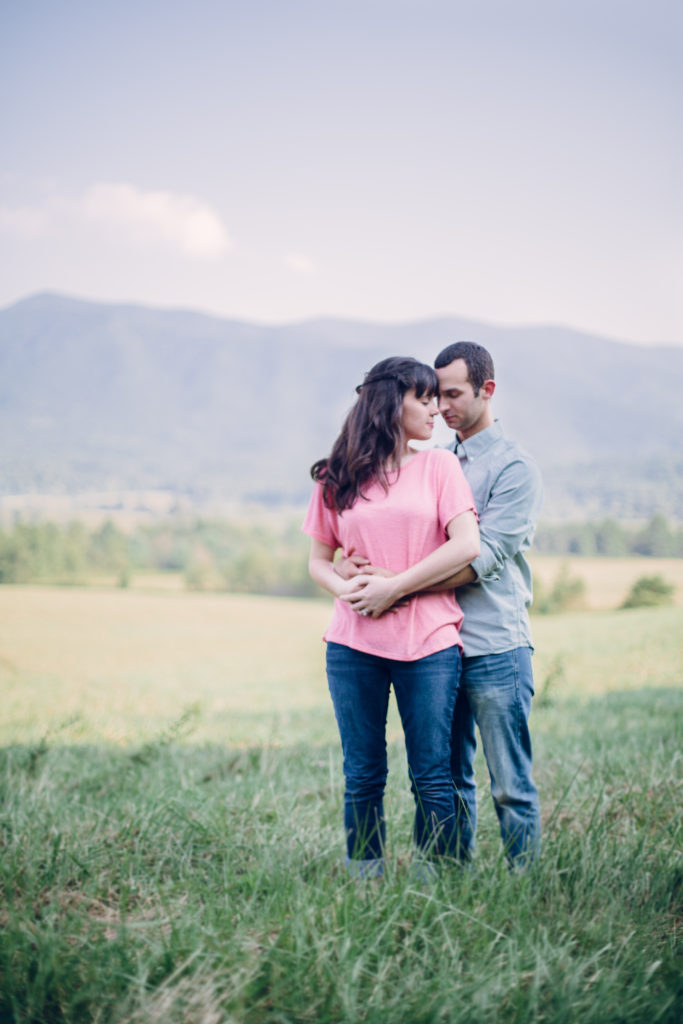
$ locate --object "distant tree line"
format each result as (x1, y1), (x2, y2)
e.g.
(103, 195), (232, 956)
(0, 518), (319, 596)
(0, 521), (130, 587)
(533, 513), (683, 557)
(0, 513), (681, 597)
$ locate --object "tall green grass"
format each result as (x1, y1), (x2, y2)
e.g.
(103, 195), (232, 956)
(0, 593), (681, 1022)
(1, 692), (680, 1022)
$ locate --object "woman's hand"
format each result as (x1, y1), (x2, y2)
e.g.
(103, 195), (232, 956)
(308, 539), (400, 613)
(340, 573), (405, 618)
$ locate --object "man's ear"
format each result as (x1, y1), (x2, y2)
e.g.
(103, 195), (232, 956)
(482, 379), (496, 399)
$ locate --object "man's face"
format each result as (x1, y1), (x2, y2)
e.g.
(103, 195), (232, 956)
(436, 358), (490, 439)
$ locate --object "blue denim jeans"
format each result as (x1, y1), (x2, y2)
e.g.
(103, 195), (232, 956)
(450, 647), (540, 867)
(326, 642), (461, 872)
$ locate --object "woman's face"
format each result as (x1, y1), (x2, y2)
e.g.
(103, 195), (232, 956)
(400, 388), (438, 441)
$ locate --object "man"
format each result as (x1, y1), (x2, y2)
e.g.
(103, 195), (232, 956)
(340, 341), (542, 869)
(434, 341), (542, 868)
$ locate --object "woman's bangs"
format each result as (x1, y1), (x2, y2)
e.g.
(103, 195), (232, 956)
(412, 363), (439, 399)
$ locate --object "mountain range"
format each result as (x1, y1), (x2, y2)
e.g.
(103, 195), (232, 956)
(2, 292), (682, 520)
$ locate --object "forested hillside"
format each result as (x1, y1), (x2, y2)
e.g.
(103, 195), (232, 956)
(2, 292), (682, 518)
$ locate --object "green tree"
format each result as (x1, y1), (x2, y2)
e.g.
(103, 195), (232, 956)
(633, 512), (674, 556)
(594, 518), (628, 556)
(90, 520), (129, 568)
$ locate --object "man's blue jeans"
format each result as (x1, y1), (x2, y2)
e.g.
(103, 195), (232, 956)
(326, 642), (461, 873)
(450, 646), (540, 867)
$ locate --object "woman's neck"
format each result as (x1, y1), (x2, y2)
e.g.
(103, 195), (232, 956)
(389, 441), (418, 469)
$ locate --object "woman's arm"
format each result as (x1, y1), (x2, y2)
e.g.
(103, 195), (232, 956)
(308, 537), (358, 598)
(340, 510), (480, 618)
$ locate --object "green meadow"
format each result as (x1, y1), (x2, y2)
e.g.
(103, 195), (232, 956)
(0, 584), (681, 1023)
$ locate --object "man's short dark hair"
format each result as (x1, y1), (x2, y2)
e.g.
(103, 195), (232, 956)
(434, 341), (494, 395)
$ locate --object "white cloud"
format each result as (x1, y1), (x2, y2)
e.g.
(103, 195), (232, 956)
(284, 252), (316, 275)
(82, 183), (231, 259)
(0, 204), (48, 239)
(0, 183), (231, 260)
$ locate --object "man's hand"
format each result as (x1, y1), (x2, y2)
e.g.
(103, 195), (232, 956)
(335, 554), (394, 580)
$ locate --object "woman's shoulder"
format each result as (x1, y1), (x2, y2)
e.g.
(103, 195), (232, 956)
(412, 447), (469, 490)
(417, 446), (457, 470)
(405, 446), (458, 481)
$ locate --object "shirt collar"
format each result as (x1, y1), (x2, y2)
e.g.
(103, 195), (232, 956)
(453, 419), (503, 460)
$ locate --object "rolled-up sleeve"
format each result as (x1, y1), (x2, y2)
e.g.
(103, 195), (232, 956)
(471, 457), (543, 581)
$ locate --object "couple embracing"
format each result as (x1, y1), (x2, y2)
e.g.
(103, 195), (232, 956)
(303, 342), (542, 879)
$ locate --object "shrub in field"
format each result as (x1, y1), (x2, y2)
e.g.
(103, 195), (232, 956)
(620, 573), (675, 609)
(533, 563), (587, 614)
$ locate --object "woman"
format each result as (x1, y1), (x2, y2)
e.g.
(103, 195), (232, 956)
(303, 356), (479, 878)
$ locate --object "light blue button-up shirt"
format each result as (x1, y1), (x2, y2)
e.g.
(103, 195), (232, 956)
(450, 421), (543, 657)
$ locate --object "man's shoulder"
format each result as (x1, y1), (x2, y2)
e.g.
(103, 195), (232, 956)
(473, 431), (543, 502)
(441, 427), (540, 479)
(495, 434), (540, 470)
(489, 430), (540, 473)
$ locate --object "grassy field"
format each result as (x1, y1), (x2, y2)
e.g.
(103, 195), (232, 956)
(0, 585), (681, 1023)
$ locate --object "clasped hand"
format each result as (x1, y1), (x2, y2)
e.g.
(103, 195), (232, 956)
(335, 553), (411, 618)
(339, 572), (404, 618)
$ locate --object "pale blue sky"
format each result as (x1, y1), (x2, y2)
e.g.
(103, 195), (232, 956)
(1, 0), (681, 342)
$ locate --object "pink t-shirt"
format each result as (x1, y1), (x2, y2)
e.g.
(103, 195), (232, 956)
(302, 447), (476, 660)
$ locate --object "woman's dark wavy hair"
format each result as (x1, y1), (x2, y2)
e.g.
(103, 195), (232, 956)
(311, 356), (438, 512)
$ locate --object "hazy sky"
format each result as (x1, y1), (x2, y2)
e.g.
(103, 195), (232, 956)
(1, 0), (681, 343)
